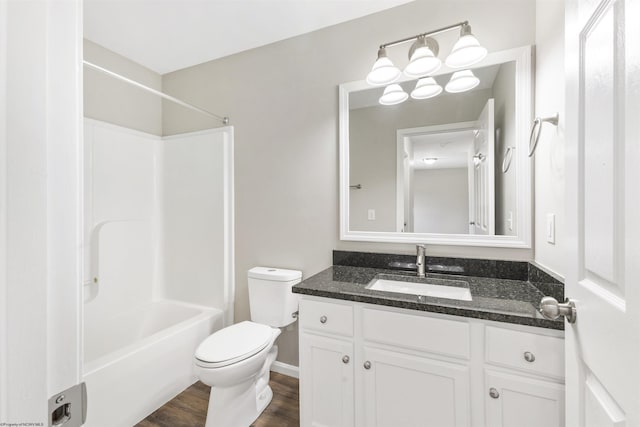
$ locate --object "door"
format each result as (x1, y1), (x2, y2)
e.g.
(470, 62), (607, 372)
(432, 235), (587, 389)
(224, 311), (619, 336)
(471, 99), (495, 235)
(0, 0), (83, 423)
(362, 347), (470, 427)
(564, 0), (640, 425)
(485, 370), (564, 427)
(300, 332), (354, 427)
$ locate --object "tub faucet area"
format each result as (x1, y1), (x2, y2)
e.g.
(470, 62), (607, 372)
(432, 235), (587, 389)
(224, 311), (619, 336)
(416, 245), (426, 278)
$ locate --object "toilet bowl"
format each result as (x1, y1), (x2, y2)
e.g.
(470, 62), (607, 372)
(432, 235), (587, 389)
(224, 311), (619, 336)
(194, 267), (301, 427)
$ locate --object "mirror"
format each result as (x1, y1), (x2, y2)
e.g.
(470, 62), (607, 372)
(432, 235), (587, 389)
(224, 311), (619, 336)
(339, 46), (532, 247)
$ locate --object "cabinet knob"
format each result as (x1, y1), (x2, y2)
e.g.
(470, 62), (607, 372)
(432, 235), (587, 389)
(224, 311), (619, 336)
(320, 315), (327, 324)
(363, 361), (372, 370)
(489, 388), (500, 399)
(524, 351), (536, 363)
(342, 355), (350, 364)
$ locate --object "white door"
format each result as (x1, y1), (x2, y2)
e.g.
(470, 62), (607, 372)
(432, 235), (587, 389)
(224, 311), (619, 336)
(564, 0), (640, 425)
(472, 99), (495, 235)
(362, 347), (470, 427)
(0, 1), (84, 423)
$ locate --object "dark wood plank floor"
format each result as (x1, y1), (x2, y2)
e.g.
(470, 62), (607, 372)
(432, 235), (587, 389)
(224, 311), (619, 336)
(136, 372), (299, 427)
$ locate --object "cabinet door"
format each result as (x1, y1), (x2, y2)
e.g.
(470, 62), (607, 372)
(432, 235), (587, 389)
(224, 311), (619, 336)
(300, 332), (354, 427)
(485, 370), (564, 427)
(362, 347), (470, 427)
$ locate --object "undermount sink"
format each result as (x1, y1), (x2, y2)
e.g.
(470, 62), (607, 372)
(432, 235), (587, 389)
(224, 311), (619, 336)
(366, 274), (472, 301)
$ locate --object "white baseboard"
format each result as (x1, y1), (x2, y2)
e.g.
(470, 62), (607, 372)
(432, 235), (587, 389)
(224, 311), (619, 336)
(271, 361), (299, 379)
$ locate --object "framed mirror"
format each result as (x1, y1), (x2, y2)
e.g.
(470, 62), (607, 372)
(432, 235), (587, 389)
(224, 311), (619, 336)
(339, 46), (533, 247)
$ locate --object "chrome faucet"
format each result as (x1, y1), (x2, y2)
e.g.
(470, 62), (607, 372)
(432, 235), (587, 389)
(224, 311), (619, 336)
(416, 245), (426, 278)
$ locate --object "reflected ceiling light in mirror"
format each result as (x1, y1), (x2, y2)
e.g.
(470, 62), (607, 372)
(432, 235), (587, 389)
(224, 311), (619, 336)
(366, 47), (401, 86)
(404, 36), (441, 78)
(379, 84), (408, 105)
(422, 157), (438, 165)
(445, 24), (487, 68)
(411, 77), (443, 99)
(445, 70), (480, 93)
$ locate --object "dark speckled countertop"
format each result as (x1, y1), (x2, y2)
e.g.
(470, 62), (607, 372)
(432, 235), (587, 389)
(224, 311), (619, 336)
(292, 265), (564, 330)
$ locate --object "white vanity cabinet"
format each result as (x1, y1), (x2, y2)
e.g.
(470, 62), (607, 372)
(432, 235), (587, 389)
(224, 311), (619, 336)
(299, 298), (355, 427)
(298, 296), (565, 427)
(483, 326), (565, 427)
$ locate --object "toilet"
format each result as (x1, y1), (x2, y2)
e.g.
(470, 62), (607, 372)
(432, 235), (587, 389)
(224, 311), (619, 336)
(194, 267), (301, 427)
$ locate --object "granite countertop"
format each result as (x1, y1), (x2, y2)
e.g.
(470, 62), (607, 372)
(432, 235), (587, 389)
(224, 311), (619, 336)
(292, 265), (564, 330)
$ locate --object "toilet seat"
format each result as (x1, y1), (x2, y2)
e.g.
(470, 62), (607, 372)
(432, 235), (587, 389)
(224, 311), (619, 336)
(195, 321), (275, 368)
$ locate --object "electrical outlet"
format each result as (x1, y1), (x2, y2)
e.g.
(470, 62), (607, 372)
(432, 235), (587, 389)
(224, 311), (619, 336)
(546, 213), (555, 244)
(368, 209), (376, 221)
(507, 211), (514, 231)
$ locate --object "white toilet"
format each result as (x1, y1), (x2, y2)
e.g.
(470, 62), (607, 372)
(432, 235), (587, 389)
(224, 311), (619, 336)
(194, 267), (301, 427)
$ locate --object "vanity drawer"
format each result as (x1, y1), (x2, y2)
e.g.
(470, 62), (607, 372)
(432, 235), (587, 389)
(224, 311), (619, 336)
(485, 326), (564, 378)
(300, 298), (353, 337)
(362, 308), (470, 359)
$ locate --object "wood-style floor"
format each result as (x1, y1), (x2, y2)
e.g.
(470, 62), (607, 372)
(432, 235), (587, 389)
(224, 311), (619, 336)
(136, 372), (299, 427)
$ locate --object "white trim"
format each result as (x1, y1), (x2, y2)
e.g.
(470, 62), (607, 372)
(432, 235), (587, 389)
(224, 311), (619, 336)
(0, 0), (8, 415)
(271, 361), (300, 379)
(339, 45), (534, 248)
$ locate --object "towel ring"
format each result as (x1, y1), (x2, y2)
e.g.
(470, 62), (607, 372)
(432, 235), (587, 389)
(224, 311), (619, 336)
(528, 113), (559, 157)
(502, 146), (515, 173)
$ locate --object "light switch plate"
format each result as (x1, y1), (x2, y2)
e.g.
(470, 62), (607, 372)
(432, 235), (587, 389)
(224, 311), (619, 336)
(546, 213), (555, 244)
(368, 209), (376, 221)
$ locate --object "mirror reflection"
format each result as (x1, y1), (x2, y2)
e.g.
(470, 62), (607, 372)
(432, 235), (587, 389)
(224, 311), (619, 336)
(348, 61), (516, 236)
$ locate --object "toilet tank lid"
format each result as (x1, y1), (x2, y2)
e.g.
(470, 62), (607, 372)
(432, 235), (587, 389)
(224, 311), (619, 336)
(248, 266), (302, 282)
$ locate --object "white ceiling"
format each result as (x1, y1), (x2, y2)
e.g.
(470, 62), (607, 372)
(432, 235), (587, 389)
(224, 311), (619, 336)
(84, 0), (414, 75)
(410, 129), (475, 170)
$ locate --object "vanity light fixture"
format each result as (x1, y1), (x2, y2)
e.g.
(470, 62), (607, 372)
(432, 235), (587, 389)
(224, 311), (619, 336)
(404, 36), (441, 78)
(379, 84), (408, 105)
(445, 70), (480, 93)
(445, 24), (488, 68)
(422, 157), (438, 165)
(411, 77), (443, 99)
(366, 21), (487, 105)
(366, 47), (402, 86)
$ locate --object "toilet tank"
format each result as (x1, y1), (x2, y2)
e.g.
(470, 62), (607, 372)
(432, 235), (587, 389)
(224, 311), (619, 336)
(248, 267), (302, 327)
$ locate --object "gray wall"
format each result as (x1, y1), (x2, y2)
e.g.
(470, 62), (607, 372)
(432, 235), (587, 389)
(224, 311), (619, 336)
(161, 0), (537, 366)
(84, 40), (163, 136)
(413, 168), (469, 233)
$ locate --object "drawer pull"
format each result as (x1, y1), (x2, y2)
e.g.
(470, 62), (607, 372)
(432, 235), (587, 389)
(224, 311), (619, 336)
(363, 361), (372, 370)
(489, 388), (500, 399)
(524, 351), (536, 363)
(342, 355), (350, 364)
(320, 315), (327, 324)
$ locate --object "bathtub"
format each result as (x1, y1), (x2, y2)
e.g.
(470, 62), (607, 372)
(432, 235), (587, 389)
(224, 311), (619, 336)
(83, 300), (224, 426)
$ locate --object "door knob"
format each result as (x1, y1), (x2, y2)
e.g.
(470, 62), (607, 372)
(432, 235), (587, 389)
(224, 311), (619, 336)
(342, 355), (350, 364)
(320, 315), (327, 324)
(363, 361), (371, 370)
(540, 296), (577, 323)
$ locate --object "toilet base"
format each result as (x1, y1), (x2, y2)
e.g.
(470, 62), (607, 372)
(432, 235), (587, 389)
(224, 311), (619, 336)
(204, 346), (277, 427)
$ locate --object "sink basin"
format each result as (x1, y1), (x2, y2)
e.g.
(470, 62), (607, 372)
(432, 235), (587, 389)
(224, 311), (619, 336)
(366, 275), (472, 301)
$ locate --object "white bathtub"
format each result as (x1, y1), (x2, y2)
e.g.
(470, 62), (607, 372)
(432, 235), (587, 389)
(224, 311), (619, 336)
(83, 300), (223, 426)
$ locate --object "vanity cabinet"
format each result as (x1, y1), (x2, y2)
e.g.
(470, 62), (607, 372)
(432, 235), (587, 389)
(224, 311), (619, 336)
(299, 333), (354, 427)
(298, 296), (565, 427)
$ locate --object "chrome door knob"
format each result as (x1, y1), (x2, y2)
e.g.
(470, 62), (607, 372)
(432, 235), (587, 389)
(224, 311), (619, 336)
(523, 351), (535, 363)
(320, 315), (327, 324)
(540, 296), (577, 323)
(489, 388), (500, 399)
(363, 361), (372, 370)
(342, 355), (350, 364)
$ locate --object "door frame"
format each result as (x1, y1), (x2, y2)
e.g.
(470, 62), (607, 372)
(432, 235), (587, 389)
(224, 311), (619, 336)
(0, 0), (83, 421)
